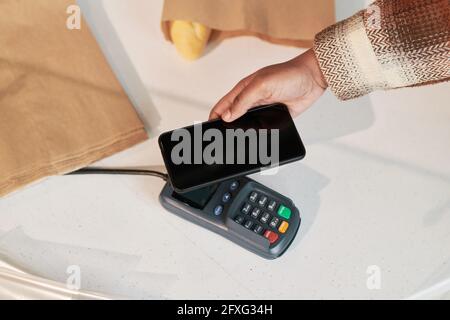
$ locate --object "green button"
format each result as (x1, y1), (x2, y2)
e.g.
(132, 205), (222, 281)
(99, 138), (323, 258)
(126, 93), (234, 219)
(277, 205), (291, 219)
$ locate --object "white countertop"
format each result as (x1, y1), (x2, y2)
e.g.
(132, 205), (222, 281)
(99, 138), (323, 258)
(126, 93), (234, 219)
(0, 0), (449, 299)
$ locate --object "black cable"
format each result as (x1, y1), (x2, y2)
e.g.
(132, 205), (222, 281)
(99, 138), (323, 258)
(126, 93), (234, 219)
(67, 167), (169, 181)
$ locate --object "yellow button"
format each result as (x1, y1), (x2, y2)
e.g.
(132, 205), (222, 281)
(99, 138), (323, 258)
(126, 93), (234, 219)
(278, 221), (289, 234)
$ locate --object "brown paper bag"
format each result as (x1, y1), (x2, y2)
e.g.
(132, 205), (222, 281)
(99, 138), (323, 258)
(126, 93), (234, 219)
(0, 0), (148, 197)
(161, 0), (335, 48)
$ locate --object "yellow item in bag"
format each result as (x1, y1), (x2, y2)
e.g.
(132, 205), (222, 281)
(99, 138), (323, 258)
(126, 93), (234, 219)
(170, 20), (211, 60)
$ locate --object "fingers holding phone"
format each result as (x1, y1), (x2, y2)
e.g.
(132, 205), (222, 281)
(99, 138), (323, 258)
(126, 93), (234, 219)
(210, 49), (328, 122)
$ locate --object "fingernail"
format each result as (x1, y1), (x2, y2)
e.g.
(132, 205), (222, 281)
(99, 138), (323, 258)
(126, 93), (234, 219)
(222, 110), (231, 121)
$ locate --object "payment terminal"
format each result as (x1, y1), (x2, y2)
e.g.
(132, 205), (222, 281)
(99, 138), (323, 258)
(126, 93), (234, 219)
(159, 176), (301, 259)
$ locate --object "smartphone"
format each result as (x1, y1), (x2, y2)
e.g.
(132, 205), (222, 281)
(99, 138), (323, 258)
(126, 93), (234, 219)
(158, 103), (306, 193)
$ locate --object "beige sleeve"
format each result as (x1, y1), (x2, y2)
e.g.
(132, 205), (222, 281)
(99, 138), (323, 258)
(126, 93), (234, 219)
(313, 0), (450, 100)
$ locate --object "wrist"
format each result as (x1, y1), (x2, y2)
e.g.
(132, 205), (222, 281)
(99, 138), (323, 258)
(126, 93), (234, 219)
(292, 49), (328, 90)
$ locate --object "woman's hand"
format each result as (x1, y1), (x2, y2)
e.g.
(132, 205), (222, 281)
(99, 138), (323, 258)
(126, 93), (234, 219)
(209, 49), (328, 122)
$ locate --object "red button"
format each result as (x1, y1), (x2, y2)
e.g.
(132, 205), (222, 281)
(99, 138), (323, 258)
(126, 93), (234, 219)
(264, 230), (279, 244)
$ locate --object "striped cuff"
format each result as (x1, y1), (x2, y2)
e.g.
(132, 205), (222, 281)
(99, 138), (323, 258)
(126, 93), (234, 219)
(314, 0), (450, 101)
(313, 11), (387, 100)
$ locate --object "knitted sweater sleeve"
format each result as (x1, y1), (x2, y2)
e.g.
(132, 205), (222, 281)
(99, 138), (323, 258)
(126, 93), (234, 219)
(313, 0), (449, 100)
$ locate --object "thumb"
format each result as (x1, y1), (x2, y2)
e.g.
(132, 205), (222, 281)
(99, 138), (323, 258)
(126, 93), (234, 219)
(209, 73), (256, 120)
(222, 80), (267, 122)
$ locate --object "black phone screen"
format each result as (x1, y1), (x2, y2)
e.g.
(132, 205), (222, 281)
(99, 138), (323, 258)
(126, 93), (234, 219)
(159, 103), (305, 192)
